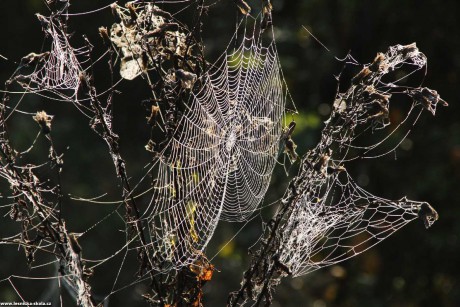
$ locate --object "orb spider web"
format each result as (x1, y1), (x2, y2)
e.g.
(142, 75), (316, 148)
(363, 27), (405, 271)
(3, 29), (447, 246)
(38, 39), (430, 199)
(144, 18), (290, 268)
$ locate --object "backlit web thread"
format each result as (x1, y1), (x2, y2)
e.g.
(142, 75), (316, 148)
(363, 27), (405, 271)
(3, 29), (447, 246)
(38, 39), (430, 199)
(145, 28), (286, 268)
(274, 43), (439, 278)
(25, 14), (87, 100)
(280, 172), (424, 277)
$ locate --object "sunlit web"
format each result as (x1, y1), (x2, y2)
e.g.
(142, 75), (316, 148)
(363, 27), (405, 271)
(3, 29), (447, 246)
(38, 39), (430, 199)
(144, 20), (289, 268)
(0, 1), (444, 306)
(276, 43), (441, 278)
(18, 13), (89, 101)
(280, 172), (433, 276)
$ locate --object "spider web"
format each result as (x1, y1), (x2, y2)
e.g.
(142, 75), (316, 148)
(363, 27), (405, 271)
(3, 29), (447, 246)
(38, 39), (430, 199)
(0, 1), (446, 306)
(16, 13), (89, 101)
(228, 42), (445, 306)
(144, 20), (289, 268)
(279, 171), (430, 277)
(1, 2), (291, 303)
(271, 43), (441, 278)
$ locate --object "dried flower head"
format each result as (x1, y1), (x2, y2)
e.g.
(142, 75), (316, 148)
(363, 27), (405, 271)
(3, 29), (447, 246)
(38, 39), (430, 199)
(175, 69), (197, 89)
(98, 26), (111, 47)
(33, 111), (53, 134)
(147, 105), (160, 126)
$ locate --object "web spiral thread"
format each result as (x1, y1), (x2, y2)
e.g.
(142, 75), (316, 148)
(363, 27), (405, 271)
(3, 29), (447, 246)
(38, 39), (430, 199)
(145, 29), (287, 268)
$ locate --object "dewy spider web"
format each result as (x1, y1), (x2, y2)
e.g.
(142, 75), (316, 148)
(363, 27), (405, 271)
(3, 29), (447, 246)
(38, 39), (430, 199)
(21, 13), (89, 101)
(277, 43), (441, 278)
(0, 1), (446, 306)
(280, 172), (429, 277)
(230, 43), (444, 305)
(144, 20), (288, 268)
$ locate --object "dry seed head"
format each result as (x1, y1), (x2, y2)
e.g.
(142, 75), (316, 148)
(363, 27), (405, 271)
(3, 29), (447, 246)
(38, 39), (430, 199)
(369, 53), (386, 72)
(407, 87), (448, 115)
(147, 105), (160, 126)
(35, 13), (49, 29)
(352, 67), (371, 85)
(33, 111), (53, 134)
(263, 0), (273, 12)
(418, 202), (439, 229)
(98, 26), (111, 46)
(175, 69), (197, 89)
(145, 140), (155, 153)
(110, 2), (122, 23)
(126, 2), (138, 21)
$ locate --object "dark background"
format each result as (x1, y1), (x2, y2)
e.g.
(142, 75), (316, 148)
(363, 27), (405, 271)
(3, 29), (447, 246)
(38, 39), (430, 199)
(0, 1), (458, 306)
